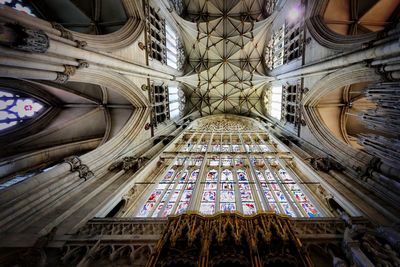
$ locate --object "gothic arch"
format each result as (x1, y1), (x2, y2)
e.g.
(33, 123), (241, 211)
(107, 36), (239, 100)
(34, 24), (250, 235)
(66, 0), (145, 51)
(306, 0), (399, 50)
(302, 64), (382, 174)
(0, 70), (150, 234)
(0, 1), (144, 51)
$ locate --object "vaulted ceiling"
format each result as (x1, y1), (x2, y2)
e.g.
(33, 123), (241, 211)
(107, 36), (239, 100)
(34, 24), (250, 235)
(175, 0), (275, 117)
(323, 0), (400, 35)
(30, 0), (128, 34)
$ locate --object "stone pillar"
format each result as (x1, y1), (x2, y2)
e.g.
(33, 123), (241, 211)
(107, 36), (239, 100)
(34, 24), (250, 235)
(343, 228), (375, 267)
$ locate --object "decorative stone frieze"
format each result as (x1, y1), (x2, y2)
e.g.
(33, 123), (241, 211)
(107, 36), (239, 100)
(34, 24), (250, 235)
(310, 157), (344, 172)
(51, 22), (73, 41)
(64, 156), (94, 180)
(0, 23), (49, 53)
(54, 72), (69, 84)
(108, 156), (148, 172)
(77, 59), (89, 69)
(63, 65), (76, 76)
(54, 216), (370, 267)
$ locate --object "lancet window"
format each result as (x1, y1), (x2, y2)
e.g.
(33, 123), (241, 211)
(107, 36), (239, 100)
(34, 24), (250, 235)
(136, 119), (324, 218)
(151, 84), (170, 126)
(165, 24), (182, 70)
(145, 3), (167, 64)
(265, 25), (285, 70)
(283, 19), (304, 64)
(282, 82), (301, 125)
(266, 13), (304, 70)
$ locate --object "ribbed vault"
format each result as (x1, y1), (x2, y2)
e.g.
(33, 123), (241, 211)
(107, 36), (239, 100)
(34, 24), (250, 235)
(175, 0), (275, 116)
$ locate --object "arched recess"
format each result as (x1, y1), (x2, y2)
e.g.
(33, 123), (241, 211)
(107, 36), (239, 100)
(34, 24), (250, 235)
(0, 77), (137, 184)
(302, 64), (382, 174)
(3, 0), (144, 51)
(315, 81), (377, 149)
(65, 0), (145, 51)
(306, 0), (400, 50)
(0, 70), (150, 236)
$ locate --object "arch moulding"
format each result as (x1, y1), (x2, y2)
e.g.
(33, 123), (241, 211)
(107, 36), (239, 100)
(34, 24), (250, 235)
(306, 0), (379, 51)
(302, 64), (382, 174)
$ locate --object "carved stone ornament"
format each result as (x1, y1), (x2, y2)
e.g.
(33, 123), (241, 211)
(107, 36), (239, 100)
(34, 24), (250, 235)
(138, 41), (146, 50)
(108, 156), (148, 172)
(55, 73), (69, 84)
(63, 65), (76, 76)
(342, 225), (400, 267)
(77, 59), (89, 69)
(51, 22), (73, 41)
(75, 40), (87, 48)
(310, 157), (344, 172)
(64, 156), (94, 180)
(141, 84), (149, 91)
(1, 23), (50, 53)
(17, 28), (49, 53)
(65, 156), (81, 170)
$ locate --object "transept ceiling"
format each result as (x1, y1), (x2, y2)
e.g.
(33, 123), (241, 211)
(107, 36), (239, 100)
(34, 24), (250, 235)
(175, 0), (275, 117)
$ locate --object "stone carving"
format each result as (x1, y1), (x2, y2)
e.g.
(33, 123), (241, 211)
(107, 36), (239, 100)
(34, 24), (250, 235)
(51, 22), (73, 40)
(77, 59), (89, 69)
(199, 120), (256, 132)
(75, 40), (87, 48)
(141, 84), (149, 91)
(64, 156), (94, 180)
(147, 213), (312, 267)
(31, 217), (367, 266)
(55, 73), (69, 84)
(342, 225), (400, 267)
(138, 41), (146, 50)
(63, 65), (76, 76)
(0, 23), (50, 53)
(16, 27), (49, 53)
(168, 0), (184, 15)
(108, 157), (148, 172)
(65, 156), (81, 170)
(265, 0), (276, 15)
(176, 39), (185, 72)
(316, 185), (335, 211)
(310, 157), (344, 172)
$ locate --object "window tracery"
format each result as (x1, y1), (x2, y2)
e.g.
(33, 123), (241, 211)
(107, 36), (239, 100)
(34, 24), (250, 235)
(0, 90), (44, 131)
(282, 82), (302, 125)
(136, 118), (324, 218)
(266, 14), (305, 70)
(145, 3), (167, 64)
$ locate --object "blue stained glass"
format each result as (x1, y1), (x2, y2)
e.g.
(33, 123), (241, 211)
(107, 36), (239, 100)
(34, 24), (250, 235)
(0, 0), (37, 16)
(0, 90), (44, 131)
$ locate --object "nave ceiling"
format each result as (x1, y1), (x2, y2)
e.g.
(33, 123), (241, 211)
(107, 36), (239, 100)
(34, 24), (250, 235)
(174, 0), (275, 117)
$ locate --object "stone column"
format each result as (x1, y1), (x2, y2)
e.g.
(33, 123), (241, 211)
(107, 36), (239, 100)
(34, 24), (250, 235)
(343, 228), (375, 267)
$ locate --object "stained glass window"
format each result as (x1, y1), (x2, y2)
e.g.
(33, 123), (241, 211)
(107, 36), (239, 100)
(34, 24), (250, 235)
(0, 90), (44, 131)
(0, 162), (58, 191)
(0, 0), (36, 16)
(136, 120), (324, 218)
